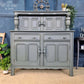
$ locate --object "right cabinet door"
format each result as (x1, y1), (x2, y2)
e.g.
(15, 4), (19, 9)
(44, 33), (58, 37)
(44, 42), (70, 67)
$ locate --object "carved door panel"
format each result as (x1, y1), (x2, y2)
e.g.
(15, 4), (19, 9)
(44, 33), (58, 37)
(19, 16), (41, 31)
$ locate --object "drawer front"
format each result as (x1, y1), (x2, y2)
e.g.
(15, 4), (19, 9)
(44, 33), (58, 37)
(14, 35), (40, 40)
(44, 34), (70, 40)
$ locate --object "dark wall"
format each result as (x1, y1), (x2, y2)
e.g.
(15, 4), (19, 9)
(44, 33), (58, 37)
(0, 0), (84, 67)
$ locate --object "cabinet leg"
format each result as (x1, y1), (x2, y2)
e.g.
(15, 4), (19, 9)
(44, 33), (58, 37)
(69, 67), (73, 76)
(11, 67), (15, 76)
(76, 40), (79, 69)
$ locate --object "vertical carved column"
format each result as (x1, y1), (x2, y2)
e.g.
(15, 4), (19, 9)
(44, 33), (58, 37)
(66, 12), (71, 30)
(14, 13), (19, 31)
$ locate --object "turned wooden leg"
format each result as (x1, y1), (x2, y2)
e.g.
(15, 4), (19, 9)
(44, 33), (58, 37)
(69, 67), (73, 76)
(11, 66), (15, 76)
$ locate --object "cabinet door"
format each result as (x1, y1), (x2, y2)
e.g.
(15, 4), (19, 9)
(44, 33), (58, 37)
(14, 41), (40, 67)
(19, 16), (40, 31)
(44, 42), (70, 67)
(43, 16), (65, 31)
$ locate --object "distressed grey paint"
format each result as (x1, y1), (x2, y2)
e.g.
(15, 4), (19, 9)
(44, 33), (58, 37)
(19, 16), (65, 31)
(10, 31), (74, 76)
(10, 11), (74, 76)
(0, 0), (84, 67)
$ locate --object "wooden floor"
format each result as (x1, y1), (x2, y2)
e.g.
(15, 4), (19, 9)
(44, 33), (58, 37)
(0, 67), (84, 84)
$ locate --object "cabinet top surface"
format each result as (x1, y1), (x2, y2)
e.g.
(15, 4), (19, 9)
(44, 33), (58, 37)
(10, 30), (75, 32)
(14, 11), (70, 16)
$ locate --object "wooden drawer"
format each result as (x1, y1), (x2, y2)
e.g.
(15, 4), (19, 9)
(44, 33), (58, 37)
(14, 35), (40, 40)
(44, 34), (70, 40)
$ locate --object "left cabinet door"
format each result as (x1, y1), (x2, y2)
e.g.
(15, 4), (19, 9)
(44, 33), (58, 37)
(19, 16), (41, 31)
(14, 41), (40, 67)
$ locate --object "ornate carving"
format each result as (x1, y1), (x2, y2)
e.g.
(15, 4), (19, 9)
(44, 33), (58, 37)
(40, 4), (44, 9)
(33, 0), (50, 11)
(14, 15), (19, 31)
(66, 12), (71, 30)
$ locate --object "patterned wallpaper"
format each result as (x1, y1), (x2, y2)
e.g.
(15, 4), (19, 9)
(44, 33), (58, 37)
(58, 0), (84, 14)
(57, 0), (84, 39)
(26, 0), (58, 10)
(0, 0), (24, 14)
(0, 0), (24, 45)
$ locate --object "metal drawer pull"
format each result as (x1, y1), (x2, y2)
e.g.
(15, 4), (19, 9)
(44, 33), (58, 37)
(32, 37), (37, 40)
(18, 37), (22, 39)
(63, 37), (66, 39)
(38, 21), (46, 27)
(48, 37), (52, 39)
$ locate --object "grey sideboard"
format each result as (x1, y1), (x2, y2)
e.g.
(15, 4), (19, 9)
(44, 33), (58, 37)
(10, 11), (74, 76)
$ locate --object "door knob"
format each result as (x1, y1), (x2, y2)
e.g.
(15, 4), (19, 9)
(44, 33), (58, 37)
(43, 48), (46, 54)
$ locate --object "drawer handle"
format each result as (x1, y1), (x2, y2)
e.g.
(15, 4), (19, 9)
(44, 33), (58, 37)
(48, 37), (52, 39)
(63, 37), (66, 40)
(38, 21), (46, 27)
(32, 37), (37, 40)
(18, 37), (22, 39)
